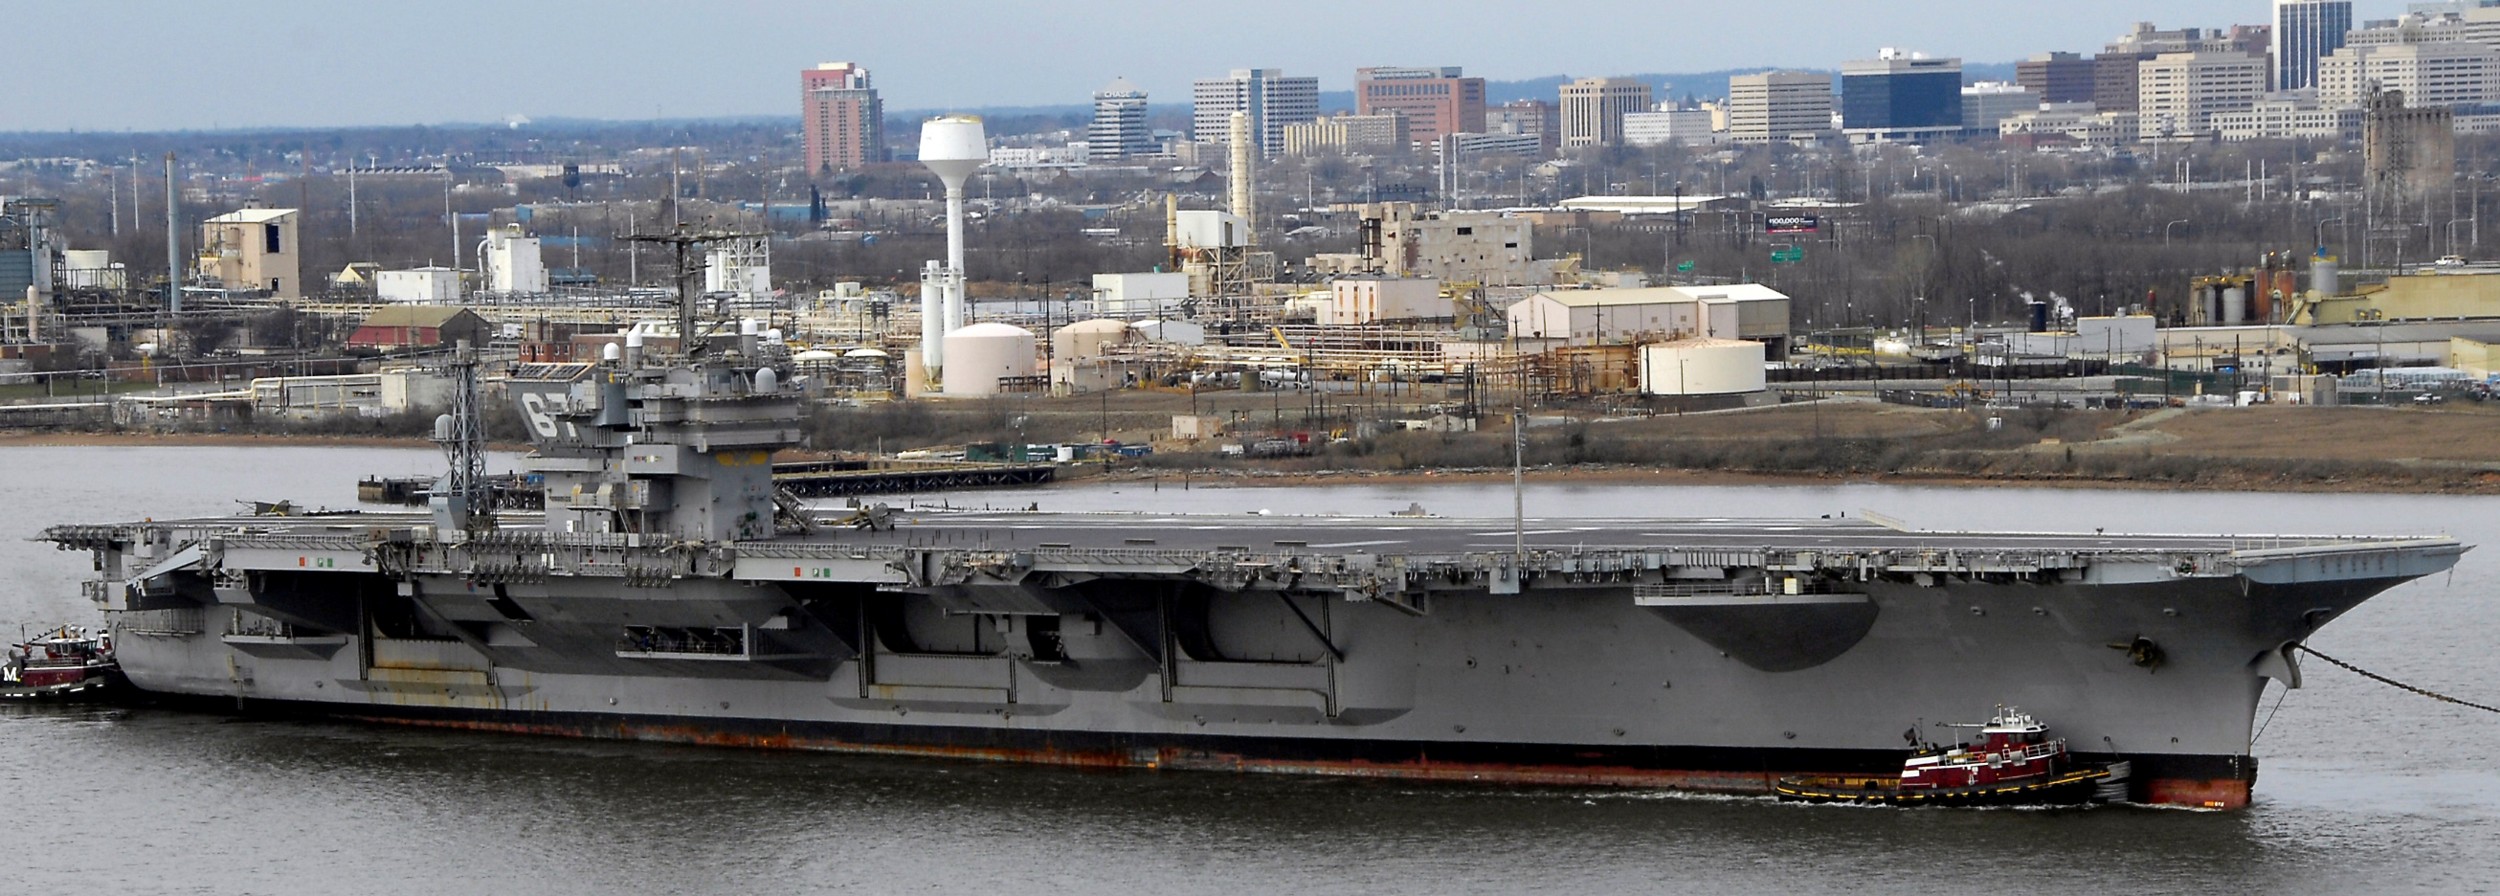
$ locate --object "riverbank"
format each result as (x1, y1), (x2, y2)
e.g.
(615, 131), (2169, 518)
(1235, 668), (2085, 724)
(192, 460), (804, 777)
(1115, 402), (2500, 495)
(1088, 461), (2500, 495)
(8, 400), (2495, 495)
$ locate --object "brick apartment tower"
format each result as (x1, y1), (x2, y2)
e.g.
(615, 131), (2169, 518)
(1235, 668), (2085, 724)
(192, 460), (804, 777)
(803, 62), (884, 175)
(1355, 66), (1487, 147)
(2017, 52), (2098, 103)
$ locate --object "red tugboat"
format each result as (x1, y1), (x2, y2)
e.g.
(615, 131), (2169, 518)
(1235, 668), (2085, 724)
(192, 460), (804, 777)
(1775, 706), (2125, 806)
(1, 625), (121, 702)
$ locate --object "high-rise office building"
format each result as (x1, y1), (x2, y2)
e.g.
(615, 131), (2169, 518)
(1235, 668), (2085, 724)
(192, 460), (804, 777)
(1192, 68), (1320, 155)
(801, 62), (883, 174)
(1282, 113), (1411, 155)
(1622, 106), (1718, 147)
(2138, 51), (2267, 136)
(2318, 41), (2500, 107)
(1559, 77), (1652, 147)
(2347, 7), (2500, 51)
(1962, 82), (2045, 130)
(2017, 52), (2098, 103)
(1727, 71), (1836, 143)
(2107, 21), (2271, 56)
(1355, 66), (1487, 146)
(1490, 99), (1560, 152)
(2223, 24), (2277, 60)
(2093, 52), (2154, 111)
(1087, 78), (1156, 160)
(1840, 51), (1963, 141)
(2275, 1), (2355, 90)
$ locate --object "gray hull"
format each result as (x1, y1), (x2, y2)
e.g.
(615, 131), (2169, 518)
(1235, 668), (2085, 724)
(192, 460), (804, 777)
(62, 511), (2460, 809)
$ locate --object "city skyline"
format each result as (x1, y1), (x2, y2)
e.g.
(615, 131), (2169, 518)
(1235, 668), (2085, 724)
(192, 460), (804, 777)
(1, 0), (2310, 132)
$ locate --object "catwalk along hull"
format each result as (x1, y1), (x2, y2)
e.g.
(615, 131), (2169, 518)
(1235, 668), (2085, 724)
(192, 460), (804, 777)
(57, 511), (2462, 810)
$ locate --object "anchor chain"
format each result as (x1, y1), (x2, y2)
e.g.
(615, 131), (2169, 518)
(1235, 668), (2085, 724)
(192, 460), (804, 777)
(2295, 644), (2500, 715)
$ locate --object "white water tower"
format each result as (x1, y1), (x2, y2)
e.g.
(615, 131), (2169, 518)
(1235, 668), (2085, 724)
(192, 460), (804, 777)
(918, 115), (987, 377)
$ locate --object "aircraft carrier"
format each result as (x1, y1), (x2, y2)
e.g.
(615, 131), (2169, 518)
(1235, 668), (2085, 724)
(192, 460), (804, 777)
(42, 313), (2467, 809)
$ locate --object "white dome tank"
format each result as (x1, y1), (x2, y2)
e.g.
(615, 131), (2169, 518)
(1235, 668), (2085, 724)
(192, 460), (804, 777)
(940, 322), (1038, 396)
(1051, 318), (1132, 360)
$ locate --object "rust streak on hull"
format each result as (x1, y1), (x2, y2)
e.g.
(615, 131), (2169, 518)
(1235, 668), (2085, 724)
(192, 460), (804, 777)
(2142, 776), (2253, 810)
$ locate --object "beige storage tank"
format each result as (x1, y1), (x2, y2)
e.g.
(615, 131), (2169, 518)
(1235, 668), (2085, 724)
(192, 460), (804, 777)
(940, 323), (1038, 396)
(1639, 338), (1767, 395)
(1051, 318), (1133, 360)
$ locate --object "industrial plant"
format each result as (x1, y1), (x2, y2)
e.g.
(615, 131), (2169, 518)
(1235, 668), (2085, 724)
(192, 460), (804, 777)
(3, 34), (2500, 457)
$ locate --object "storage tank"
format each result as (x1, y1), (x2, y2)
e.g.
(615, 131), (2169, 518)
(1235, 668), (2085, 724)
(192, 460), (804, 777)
(2222, 286), (2247, 324)
(940, 323), (1038, 396)
(1639, 338), (1767, 396)
(1052, 318), (1132, 360)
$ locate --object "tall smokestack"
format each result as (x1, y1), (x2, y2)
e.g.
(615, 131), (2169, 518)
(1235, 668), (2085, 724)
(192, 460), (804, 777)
(1228, 111), (1255, 239)
(920, 260), (944, 369)
(1165, 193), (1180, 269)
(164, 153), (180, 314)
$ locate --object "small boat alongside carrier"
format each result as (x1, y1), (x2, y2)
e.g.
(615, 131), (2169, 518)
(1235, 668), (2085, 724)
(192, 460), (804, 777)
(2, 625), (121, 702)
(1775, 706), (2128, 807)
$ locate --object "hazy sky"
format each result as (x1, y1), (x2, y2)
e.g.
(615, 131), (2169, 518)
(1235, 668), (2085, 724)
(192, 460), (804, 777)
(4, 0), (2321, 131)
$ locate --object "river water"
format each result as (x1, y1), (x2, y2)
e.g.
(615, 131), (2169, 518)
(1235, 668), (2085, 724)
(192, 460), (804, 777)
(3, 447), (2495, 894)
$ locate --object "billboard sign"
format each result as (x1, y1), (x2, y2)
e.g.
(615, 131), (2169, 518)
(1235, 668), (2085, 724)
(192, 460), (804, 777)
(1765, 214), (1820, 234)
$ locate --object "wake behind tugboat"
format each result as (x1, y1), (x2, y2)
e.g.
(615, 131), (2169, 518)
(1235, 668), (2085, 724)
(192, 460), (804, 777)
(1, 624), (120, 702)
(1775, 706), (2125, 807)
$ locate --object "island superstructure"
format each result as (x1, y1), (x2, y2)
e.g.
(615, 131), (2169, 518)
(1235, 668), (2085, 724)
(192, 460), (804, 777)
(44, 291), (2466, 809)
